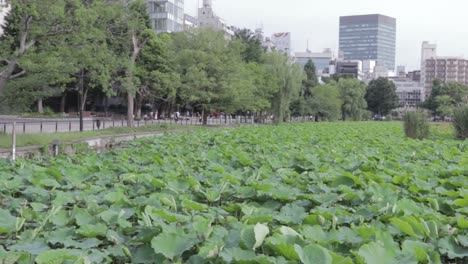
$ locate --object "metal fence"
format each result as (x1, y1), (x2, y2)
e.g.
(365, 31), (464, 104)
(0, 116), (257, 134)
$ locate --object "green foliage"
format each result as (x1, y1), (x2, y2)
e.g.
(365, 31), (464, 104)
(424, 80), (468, 117)
(234, 28), (264, 63)
(365, 77), (399, 116)
(404, 112), (429, 139)
(453, 105), (468, 140)
(337, 78), (368, 120)
(0, 122), (467, 263)
(264, 52), (305, 124)
(302, 60), (318, 96)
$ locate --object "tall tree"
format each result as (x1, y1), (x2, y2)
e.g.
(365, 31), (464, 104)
(302, 60), (318, 97)
(365, 77), (399, 116)
(309, 83), (341, 121)
(61, 0), (121, 131)
(0, 0), (74, 94)
(122, 0), (154, 127)
(234, 28), (263, 63)
(423, 79), (442, 115)
(337, 78), (367, 121)
(291, 60), (318, 117)
(134, 33), (180, 119)
(264, 52), (305, 124)
(173, 29), (246, 125)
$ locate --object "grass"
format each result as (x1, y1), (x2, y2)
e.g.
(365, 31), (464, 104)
(0, 124), (207, 149)
(428, 122), (455, 140)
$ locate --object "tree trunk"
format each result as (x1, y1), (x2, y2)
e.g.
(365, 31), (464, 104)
(78, 70), (88, 132)
(37, 98), (44, 114)
(202, 110), (209, 125)
(135, 93), (143, 120)
(60, 92), (66, 113)
(127, 93), (135, 127)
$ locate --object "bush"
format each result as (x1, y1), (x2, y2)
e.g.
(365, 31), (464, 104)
(453, 106), (468, 140)
(404, 112), (429, 139)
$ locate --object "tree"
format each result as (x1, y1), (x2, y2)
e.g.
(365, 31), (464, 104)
(424, 80), (468, 118)
(0, 0), (75, 94)
(337, 78), (367, 121)
(121, 0), (155, 127)
(365, 77), (399, 116)
(423, 79), (442, 115)
(61, 0), (121, 131)
(134, 33), (180, 119)
(234, 28), (263, 63)
(173, 29), (247, 125)
(291, 60), (319, 117)
(302, 60), (318, 96)
(309, 83), (341, 121)
(264, 52), (305, 124)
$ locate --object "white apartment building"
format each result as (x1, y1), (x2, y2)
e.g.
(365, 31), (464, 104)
(198, 0), (233, 38)
(146, 0), (184, 33)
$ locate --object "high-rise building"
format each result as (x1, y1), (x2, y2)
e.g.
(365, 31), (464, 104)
(198, 0), (234, 38)
(339, 14), (396, 71)
(420, 41), (437, 90)
(146, 0), (184, 34)
(0, 0), (8, 35)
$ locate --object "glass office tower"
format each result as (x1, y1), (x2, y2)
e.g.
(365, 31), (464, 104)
(339, 14), (396, 71)
(146, 0), (184, 33)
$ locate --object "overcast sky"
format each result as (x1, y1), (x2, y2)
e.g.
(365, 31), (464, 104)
(186, 0), (468, 71)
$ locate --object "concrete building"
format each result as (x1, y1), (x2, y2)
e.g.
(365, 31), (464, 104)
(294, 49), (334, 74)
(407, 70), (421, 82)
(362, 60), (377, 74)
(420, 41), (437, 89)
(198, 0), (234, 38)
(334, 60), (363, 79)
(424, 57), (468, 98)
(339, 14), (396, 71)
(390, 76), (425, 112)
(271, 32), (292, 55)
(146, 0), (184, 33)
(183, 14), (197, 31)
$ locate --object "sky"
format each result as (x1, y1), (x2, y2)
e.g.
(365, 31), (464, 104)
(185, 0), (468, 71)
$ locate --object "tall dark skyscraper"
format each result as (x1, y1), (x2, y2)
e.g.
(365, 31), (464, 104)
(339, 14), (396, 71)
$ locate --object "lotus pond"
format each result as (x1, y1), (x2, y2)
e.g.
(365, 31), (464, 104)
(0, 122), (467, 263)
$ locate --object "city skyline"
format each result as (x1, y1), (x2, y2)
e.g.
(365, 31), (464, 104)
(185, 0), (468, 71)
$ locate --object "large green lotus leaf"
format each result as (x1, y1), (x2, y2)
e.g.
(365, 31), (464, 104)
(266, 233), (300, 260)
(253, 223), (270, 249)
(390, 218), (419, 238)
(0, 209), (16, 234)
(219, 247), (256, 263)
(294, 244), (332, 264)
(438, 236), (468, 259)
(357, 242), (397, 264)
(151, 229), (198, 259)
(274, 204), (307, 225)
(10, 240), (50, 255)
(76, 223), (108, 238)
(401, 240), (440, 263)
(302, 225), (328, 244)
